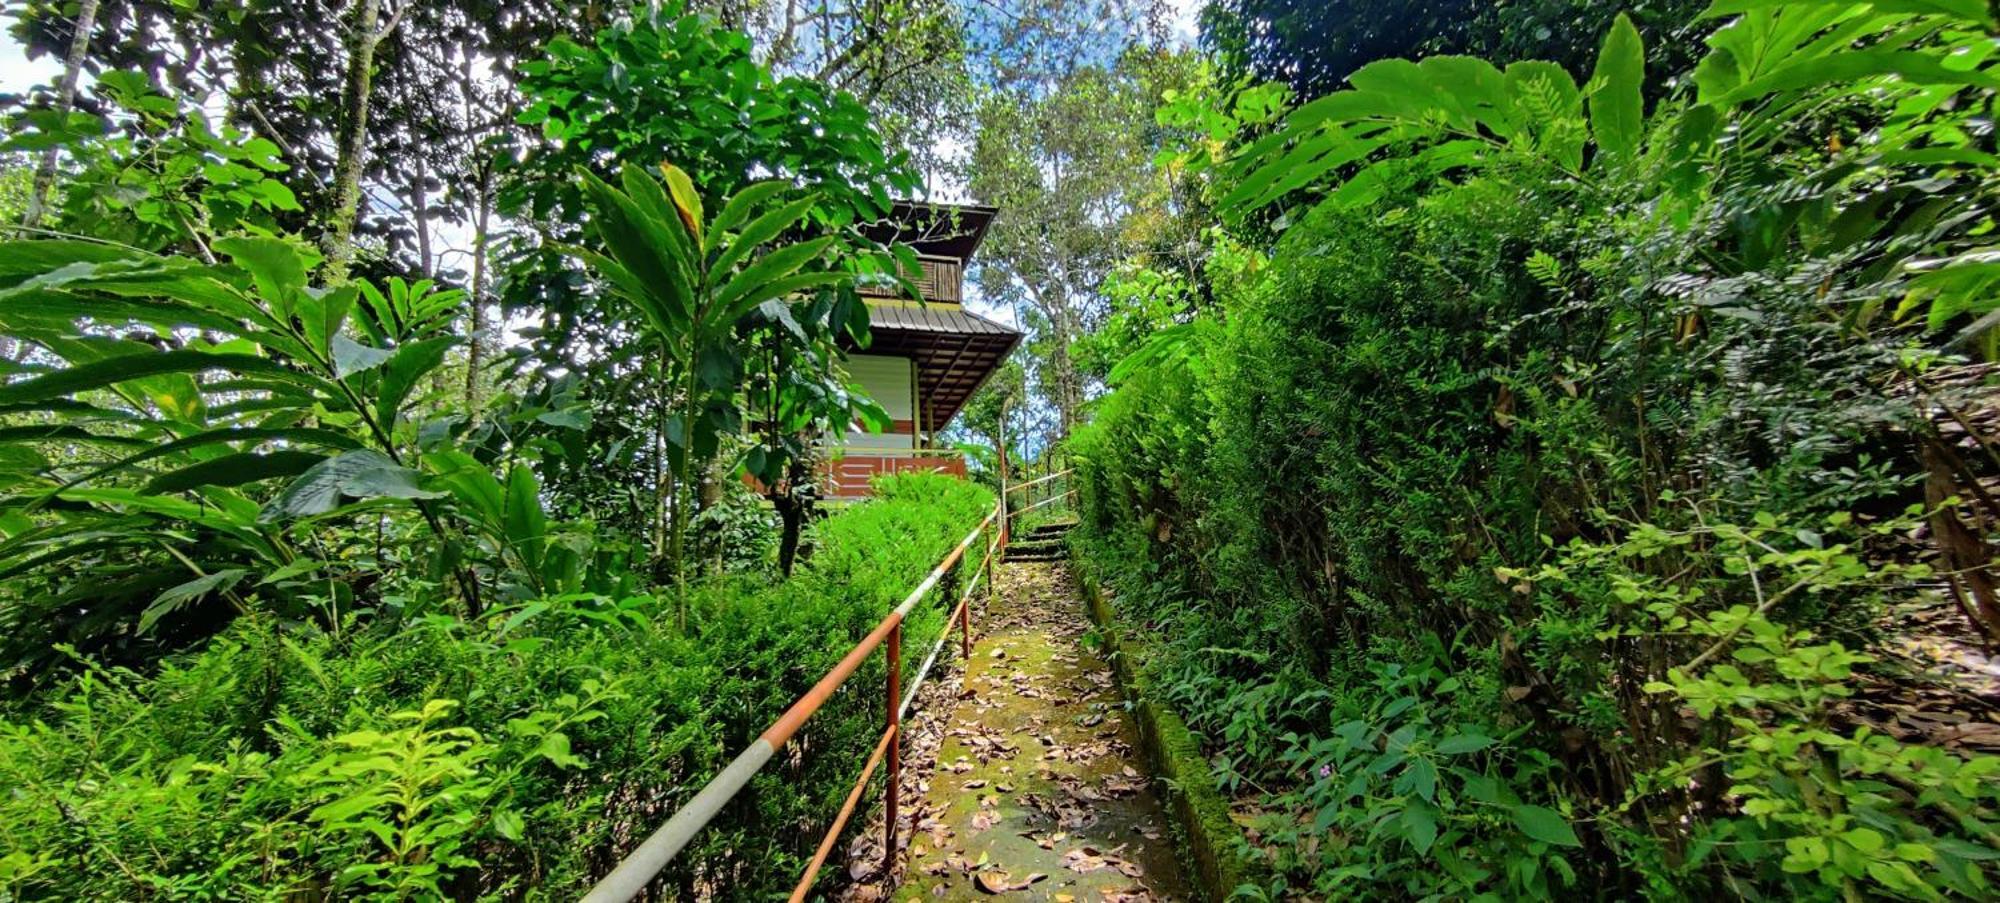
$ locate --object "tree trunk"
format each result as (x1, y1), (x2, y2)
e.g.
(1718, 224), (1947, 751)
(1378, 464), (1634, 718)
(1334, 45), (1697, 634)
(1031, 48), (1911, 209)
(465, 163), (493, 412)
(412, 155), (433, 275)
(322, 0), (392, 283)
(1046, 290), (1081, 440)
(699, 457), (724, 577)
(652, 375), (669, 565)
(775, 493), (804, 577)
(22, 0), (100, 229)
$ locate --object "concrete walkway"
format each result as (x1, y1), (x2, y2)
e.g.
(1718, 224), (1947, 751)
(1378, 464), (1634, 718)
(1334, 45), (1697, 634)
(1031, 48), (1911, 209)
(873, 560), (1192, 902)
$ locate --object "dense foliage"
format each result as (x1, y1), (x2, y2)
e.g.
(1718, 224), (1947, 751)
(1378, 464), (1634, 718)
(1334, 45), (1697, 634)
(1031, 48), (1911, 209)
(0, 473), (991, 899)
(7, 0), (2000, 897)
(1075, 2), (2000, 899)
(0, 3), (1004, 897)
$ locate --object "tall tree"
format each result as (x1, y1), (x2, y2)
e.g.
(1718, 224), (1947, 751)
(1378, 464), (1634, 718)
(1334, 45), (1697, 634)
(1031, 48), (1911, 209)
(20, 0), (97, 229)
(321, 0), (402, 282)
(969, 49), (1194, 439)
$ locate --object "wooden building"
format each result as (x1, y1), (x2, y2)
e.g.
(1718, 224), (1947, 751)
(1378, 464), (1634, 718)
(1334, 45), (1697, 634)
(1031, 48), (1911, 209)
(825, 202), (1020, 498)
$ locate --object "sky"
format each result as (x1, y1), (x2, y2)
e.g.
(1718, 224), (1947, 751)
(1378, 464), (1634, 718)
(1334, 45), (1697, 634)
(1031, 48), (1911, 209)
(0, 27), (57, 93)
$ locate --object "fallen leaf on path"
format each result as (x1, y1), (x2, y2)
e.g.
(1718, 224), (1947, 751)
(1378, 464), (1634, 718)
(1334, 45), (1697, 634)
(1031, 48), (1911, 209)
(974, 871), (1048, 893)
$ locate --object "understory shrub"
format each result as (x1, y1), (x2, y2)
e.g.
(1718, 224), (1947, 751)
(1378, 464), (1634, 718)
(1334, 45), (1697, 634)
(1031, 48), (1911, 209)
(1071, 6), (2000, 897)
(0, 472), (992, 900)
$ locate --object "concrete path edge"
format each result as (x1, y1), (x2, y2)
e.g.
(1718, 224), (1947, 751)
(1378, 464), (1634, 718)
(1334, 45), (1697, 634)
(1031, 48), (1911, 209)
(1070, 550), (1259, 902)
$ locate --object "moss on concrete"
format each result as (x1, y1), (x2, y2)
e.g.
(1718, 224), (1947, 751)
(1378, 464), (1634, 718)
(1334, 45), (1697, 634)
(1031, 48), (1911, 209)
(1072, 556), (1255, 901)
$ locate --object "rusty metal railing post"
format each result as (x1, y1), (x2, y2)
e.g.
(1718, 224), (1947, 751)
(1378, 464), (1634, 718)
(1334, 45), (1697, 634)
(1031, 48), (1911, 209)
(884, 623), (902, 876)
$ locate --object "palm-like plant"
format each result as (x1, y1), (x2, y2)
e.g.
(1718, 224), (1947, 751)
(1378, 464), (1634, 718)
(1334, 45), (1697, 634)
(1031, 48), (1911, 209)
(568, 163), (900, 608)
(0, 236), (492, 675)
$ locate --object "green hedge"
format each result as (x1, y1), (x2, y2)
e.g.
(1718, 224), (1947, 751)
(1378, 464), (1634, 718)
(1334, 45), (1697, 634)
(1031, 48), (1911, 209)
(1070, 162), (2000, 897)
(0, 472), (993, 900)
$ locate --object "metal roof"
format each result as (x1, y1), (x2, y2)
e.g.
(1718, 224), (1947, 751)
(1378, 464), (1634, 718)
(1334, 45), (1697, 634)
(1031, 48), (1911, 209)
(860, 201), (999, 262)
(864, 303), (1017, 336)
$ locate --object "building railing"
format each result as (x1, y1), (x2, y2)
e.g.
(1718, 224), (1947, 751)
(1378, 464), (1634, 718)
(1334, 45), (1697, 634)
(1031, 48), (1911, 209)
(821, 448), (969, 498)
(581, 496), (1006, 903)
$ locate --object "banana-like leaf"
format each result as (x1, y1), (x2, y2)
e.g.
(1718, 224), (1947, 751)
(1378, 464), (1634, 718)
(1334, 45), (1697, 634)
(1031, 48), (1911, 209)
(1712, 49), (2000, 108)
(49, 426), (360, 500)
(503, 465), (548, 578)
(1589, 14), (1647, 162)
(0, 424), (152, 447)
(144, 450), (325, 494)
(141, 568), (249, 633)
(0, 349), (327, 407)
(723, 271), (850, 324)
(708, 180), (795, 243)
(711, 194), (820, 279)
(1703, 0), (1989, 26)
(260, 450), (443, 522)
(714, 236), (835, 312)
(0, 289), (245, 336)
(579, 169), (696, 330)
(622, 165), (700, 272)
(373, 336), (457, 433)
(660, 162), (705, 248)
(0, 239), (143, 280)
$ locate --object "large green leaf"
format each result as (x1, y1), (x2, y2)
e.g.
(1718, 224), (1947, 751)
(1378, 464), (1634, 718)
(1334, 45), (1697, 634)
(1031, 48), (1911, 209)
(621, 164), (700, 270)
(259, 450), (442, 522)
(0, 289), (244, 336)
(722, 271), (850, 323)
(373, 336), (457, 432)
(1511, 804), (1582, 847)
(1589, 14), (1647, 162)
(140, 568), (249, 633)
(579, 169), (695, 330)
(503, 464), (548, 576)
(52, 486), (262, 534)
(143, 450), (326, 494)
(714, 236), (835, 312)
(0, 349), (319, 406)
(1712, 48), (2000, 107)
(1420, 56), (1516, 139)
(50, 426), (358, 496)
(708, 179), (794, 242)
(0, 424), (152, 447)
(0, 239), (145, 280)
(1703, 0), (1989, 26)
(710, 194), (819, 280)
(330, 334), (395, 378)
(214, 236), (311, 307)
(424, 449), (504, 522)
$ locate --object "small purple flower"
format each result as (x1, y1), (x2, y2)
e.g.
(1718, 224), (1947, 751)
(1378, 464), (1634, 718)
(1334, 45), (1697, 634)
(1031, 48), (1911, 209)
(1318, 764), (1332, 779)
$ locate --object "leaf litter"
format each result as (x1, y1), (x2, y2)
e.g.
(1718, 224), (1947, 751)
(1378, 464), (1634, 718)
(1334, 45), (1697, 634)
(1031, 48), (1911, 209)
(833, 560), (1190, 901)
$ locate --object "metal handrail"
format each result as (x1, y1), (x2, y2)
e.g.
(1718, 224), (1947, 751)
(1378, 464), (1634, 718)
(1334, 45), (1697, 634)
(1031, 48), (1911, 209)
(1004, 468), (1072, 495)
(582, 498), (1006, 903)
(1013, 487), (1076, 519)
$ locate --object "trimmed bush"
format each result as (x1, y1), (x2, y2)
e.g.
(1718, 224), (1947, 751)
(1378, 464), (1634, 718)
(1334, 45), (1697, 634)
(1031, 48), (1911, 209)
(0, 473), (993, 900)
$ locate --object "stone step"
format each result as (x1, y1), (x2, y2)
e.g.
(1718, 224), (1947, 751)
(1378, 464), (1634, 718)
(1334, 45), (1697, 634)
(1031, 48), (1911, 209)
(1004, 539), (1067, 562)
